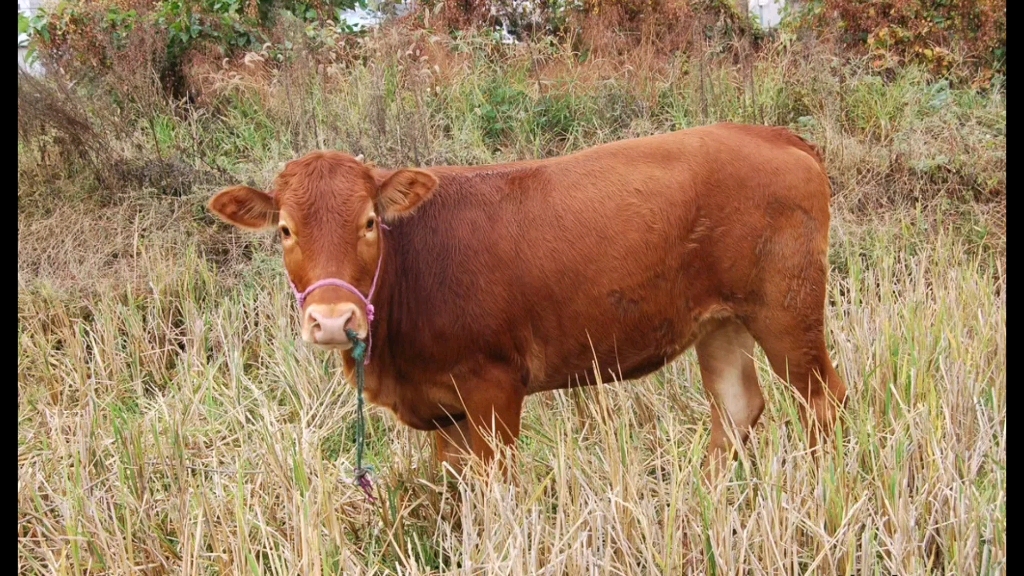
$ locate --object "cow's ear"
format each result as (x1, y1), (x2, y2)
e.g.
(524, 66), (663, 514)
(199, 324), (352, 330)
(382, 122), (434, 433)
(208, 185), (278, 231)
(374, 169), (438, 219)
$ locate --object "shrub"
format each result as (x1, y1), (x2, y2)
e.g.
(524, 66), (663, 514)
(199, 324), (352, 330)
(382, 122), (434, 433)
(27, 0), (363, 95)
(789, 0), (1005, 83)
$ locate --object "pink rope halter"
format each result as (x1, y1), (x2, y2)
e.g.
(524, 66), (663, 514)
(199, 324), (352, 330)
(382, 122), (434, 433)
(289, 221), (388, 365)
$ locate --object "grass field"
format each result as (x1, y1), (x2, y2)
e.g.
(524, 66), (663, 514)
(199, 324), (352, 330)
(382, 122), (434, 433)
(18, 22), (1005, 575)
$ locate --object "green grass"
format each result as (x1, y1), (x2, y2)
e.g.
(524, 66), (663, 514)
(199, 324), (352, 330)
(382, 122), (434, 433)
(18, 24), (1004, 575)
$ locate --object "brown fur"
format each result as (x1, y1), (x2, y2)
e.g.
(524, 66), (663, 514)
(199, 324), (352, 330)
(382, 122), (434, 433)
(208, 122), (848, 474)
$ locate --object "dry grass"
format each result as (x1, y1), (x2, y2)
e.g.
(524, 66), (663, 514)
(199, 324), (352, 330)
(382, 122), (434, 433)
(17, 205), (1006, 574)
(18, 23), (1005, 576)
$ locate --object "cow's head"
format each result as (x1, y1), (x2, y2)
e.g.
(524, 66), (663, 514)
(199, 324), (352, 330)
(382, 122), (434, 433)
(208, 151), (438, 350)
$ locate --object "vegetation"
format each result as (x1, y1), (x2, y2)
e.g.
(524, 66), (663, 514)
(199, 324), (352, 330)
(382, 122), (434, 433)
(793, 0), (1006, 85)
(18, 0), (1004, 573)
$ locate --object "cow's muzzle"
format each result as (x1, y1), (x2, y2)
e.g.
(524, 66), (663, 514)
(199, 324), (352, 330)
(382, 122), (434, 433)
(302, 302), (366, 348)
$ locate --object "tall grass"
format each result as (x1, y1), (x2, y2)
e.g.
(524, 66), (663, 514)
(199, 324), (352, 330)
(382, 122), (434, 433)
(18, 22), (1004, 575)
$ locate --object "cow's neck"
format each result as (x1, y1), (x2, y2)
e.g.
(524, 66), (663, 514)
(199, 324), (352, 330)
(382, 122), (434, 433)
(343, 167), (520, 399)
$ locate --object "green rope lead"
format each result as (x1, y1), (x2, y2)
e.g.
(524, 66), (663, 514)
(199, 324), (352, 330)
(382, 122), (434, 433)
(345, 328), (375, 503)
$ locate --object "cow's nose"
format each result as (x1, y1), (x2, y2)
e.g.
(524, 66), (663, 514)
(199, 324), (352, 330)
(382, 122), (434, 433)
(304, 304), (357, 346)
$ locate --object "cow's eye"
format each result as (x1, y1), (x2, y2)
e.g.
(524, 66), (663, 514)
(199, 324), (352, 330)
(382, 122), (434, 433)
(280, 225), (292, 239)
(366, 218), (375, 231)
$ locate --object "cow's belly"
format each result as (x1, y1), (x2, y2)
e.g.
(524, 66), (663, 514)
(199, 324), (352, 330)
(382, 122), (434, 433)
(527, 298), (731, 394)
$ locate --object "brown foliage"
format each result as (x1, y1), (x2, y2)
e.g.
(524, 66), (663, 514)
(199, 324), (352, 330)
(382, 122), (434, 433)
(797, 0), (1005, 82)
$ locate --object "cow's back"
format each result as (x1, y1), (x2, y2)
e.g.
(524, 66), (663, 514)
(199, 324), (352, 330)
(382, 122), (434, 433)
(385, 123), (832, 393)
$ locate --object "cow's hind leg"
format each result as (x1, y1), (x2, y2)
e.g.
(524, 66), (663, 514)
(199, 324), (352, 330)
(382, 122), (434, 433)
(748, 313), (846, 451)
(745, 212), (847, 451)
(696, 318), (766, 478)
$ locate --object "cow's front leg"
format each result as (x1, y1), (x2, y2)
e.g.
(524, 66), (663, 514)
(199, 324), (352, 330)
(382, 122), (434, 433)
(434, 418), (472, 473)
(458, 369), (526, 468)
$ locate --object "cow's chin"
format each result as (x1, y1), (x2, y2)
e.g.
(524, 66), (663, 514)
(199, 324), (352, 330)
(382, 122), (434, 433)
(299, 333), (353, 351)
(315, 341), (353, 352)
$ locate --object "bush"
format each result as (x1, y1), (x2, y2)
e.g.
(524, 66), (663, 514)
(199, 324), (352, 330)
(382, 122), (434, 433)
(790, 0), (1005, 84)
(27, 0), (363, 95)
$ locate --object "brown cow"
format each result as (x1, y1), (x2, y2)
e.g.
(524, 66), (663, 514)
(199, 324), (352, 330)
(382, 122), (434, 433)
(208, 122), (847, 475)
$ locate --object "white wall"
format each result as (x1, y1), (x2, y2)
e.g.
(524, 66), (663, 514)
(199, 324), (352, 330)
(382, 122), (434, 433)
(19, 0), (45, 16)
(19, 0), (46, 75)
(749, 0), (785, 28)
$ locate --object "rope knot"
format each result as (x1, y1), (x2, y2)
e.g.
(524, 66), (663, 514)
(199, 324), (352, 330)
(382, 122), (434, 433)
(354, 466), (376, 503)
(365, 304), (375, 323)
(347, 328), (368, 364)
